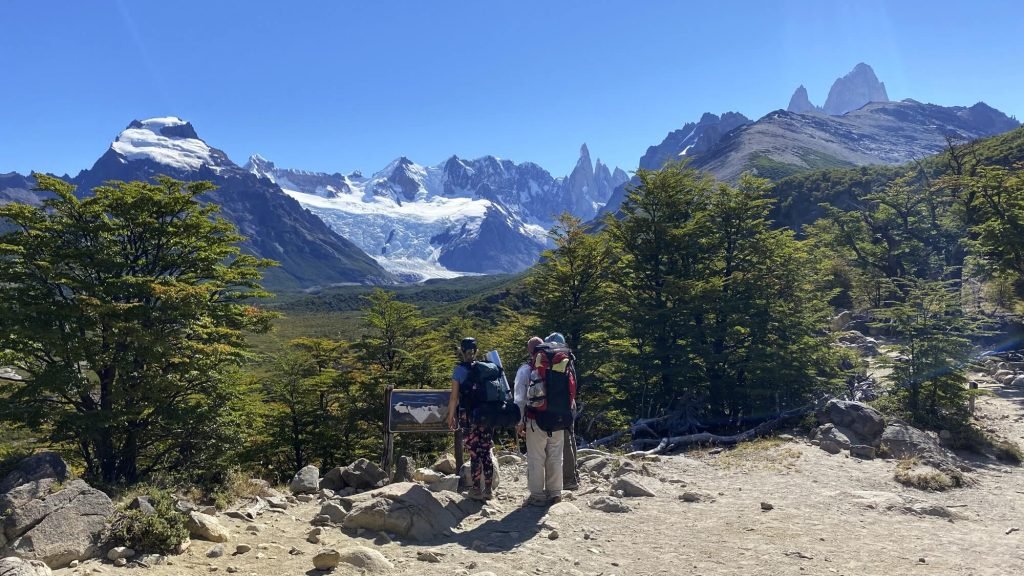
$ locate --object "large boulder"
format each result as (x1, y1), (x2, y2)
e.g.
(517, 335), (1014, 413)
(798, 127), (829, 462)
(2, 479), (113, 569)
(339, 482), (479, 540)
(319, 467), (346, 492)
(881, 421), (966, 474)
(341, 459), (387, 491)
(0, 557), (52, 576)
(0, 453), (67, 495)
(289, 465), (320, 495)
(814, 423), (853, 450)
(816, 400), (885, 447)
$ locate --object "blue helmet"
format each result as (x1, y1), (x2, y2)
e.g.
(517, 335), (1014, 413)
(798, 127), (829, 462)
(545, 332), (566, 344)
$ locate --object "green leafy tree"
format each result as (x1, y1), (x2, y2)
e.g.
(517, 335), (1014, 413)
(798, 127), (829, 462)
(529, 213), (615, 353)
(0, 175), (275, 485)
(967, 165), (1024, 292)
(604, 164), (837, 427)
(875, 279), (978, 426)
(605, 164), (716, 417)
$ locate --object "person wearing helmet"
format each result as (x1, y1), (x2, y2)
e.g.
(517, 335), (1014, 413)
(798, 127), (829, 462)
(447, 337), (495, 500)
(545, 332), (579, 490)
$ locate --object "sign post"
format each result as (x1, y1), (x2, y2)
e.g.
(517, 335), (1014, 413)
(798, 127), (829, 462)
(381, 386), (463, 483)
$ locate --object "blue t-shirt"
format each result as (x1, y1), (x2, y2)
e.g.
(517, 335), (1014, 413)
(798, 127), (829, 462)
(452, 363), (472, 386)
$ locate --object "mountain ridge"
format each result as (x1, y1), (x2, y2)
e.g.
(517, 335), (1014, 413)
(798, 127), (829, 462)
(249, 145), (627, 280)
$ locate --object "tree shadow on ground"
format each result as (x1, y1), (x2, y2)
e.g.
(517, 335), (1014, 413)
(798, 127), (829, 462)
(991, 384), (1024, 408)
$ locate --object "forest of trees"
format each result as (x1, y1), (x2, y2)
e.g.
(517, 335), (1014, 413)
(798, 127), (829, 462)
(2, 130), (1023, 490)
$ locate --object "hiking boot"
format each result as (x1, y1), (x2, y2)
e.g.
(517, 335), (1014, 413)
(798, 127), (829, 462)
(522, 495), (548, 507)
(483, 487), (494, 501)
(548, 495), (562, 505)
(467, 487), (486, 501)
(562, 483), (579, 491)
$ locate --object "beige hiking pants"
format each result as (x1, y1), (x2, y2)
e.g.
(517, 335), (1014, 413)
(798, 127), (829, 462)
(525, 419), (564, 499)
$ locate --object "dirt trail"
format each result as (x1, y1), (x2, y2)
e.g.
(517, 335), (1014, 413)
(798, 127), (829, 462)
(58, 379), (1024, 576)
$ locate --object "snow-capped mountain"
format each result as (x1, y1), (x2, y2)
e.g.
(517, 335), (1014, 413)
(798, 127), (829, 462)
(247, 147), (627, 280)
(22, 118), (394, 290)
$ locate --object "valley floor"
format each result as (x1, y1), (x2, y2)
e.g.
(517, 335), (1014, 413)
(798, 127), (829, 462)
(60, 377), (1024, 576)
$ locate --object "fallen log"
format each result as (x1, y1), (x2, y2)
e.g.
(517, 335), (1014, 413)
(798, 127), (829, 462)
(630, 404), (814, 451)
(585, 415), (672, 448)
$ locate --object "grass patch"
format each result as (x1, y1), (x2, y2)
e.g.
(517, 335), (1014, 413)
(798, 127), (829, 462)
(894, 458), (956, 491)
(944, 423), (1023, 465)
(705, 437), (802, 471)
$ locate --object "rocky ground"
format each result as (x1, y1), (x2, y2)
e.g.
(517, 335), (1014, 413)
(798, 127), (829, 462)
(43, 371), (1023, 576)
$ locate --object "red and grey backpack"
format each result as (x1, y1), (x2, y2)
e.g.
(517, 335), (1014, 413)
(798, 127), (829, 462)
(526, 342), (575, 433)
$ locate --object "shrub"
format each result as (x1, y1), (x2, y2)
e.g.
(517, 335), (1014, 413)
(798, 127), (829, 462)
(109, 489), (188, 553)
(893, 458), (959, 491)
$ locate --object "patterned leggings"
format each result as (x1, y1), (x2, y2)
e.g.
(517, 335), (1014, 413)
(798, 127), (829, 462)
(463, 423), (494, 489)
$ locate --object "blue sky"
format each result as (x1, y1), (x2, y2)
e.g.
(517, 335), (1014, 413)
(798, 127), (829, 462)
(1, 0), (1021, 177)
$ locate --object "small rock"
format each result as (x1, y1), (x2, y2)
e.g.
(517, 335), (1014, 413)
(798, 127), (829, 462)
(589, 496), (631, 513)
(187, 511), (231, 543)
(114, 558), (128, 567)
(611, 474), (656, 497)
(70, 560), (80, 568)
(432, 454), (457, 475)
(778, 434), (795, 441)
(708, 447), (724, 455)
(207, 544), (225, 558)
(416, 550), (444, 563)
(919, 558), (927, 564)
(548, 530), (560, 540)
(226, 568), (240, 574)
(335, 547), (394, 571)
(849, 445), (876, 459)
(680, 491), (712, 503)
(296, 494), (315, 503)
(244, 524), (262, 533)
(761, 502), (774, 511)
(1007, 527), (1020, 535)
(785, 550), (813, 559)
(312, 549), (341, 571)
(200, 506), (219, 515)
(373, 532), (392, 545)
(108, 547), (136, 561)
(289, 546), (303, 556)
(234, 544), (251, 555)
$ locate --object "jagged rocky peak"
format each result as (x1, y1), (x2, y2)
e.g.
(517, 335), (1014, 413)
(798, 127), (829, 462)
(578, 143), (592, 165)
(638, 111), (752, 171)
(822, 63), (889, 116)
(245, 153), (276, 177)
(787, 85), (818, 114)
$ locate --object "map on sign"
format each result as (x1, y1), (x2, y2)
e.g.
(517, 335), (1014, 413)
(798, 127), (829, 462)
(388, 389), (452, 433)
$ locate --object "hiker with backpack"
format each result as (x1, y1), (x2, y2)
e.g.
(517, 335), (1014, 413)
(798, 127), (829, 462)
(545, 332), (580, 490)
(514, 336), (576, 506)
(446, 337), (519, 501)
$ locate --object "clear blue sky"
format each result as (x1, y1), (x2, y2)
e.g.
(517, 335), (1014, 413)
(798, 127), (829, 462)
(1, 0), (1021, 177)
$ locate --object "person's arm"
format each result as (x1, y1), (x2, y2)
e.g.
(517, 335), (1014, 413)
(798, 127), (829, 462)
(447, 378), (460, 430)
(513, 364), (529, 436)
